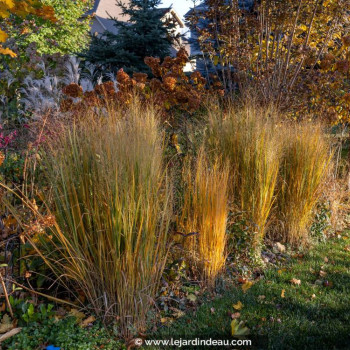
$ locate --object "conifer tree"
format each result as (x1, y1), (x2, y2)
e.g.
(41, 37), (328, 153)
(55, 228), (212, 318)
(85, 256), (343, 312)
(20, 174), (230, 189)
(84, 0), (177, 74)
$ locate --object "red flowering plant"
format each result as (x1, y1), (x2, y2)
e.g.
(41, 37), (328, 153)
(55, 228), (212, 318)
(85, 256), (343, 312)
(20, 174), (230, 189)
(0, 125), (17, 151)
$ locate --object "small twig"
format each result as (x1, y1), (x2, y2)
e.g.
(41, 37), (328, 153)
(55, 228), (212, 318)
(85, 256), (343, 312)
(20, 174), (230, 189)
(0, 328), (22, 343)
(0, 273), (13, 318)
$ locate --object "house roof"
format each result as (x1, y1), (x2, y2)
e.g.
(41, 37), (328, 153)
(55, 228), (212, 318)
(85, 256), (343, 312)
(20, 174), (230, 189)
(88, 1), (184, 28)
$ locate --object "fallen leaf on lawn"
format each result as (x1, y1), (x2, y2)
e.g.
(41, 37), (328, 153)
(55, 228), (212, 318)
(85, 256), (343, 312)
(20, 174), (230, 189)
(231, 319), (250, 336)
(242, 281), (254, 293)
(278, 268), (286, 274)
(233, 301), (243, 310)
(290, 278), (301, 286)
(0, 315), (13, 334)
(231, 312), (241, 319)
(171, 308), (185, 318)
(281, 289), (285, 298)
(319, 270), (327, 277)
(0, 303), (5, 312)
(258, 295), (266, 301)
(80, 316), (96, 328)
(311, 294), (316, 299)
(324, 257), (329, 263)
(344, 246), (350, 252)
(237, 277), (247, 284)
(160, 317), (168, 324)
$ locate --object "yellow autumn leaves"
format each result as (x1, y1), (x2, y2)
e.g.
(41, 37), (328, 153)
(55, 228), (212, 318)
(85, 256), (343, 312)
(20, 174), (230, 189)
(0, 0), (56, 57)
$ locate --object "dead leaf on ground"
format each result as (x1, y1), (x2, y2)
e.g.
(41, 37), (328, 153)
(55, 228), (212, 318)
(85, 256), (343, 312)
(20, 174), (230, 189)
(171, 308), (185, 318)
(233, 301), (243, 310)
(80, 316), (96, 328)
(319, 270), (327, 277)
(69, 309), (86, 323)
(0, 315), (13, 334)
(242, 281), (254, 293)
(281, 289), (285, 298)
(187, 294), (197, 302)
(290, 278), (301, 286)
(237, 277), (247, 284)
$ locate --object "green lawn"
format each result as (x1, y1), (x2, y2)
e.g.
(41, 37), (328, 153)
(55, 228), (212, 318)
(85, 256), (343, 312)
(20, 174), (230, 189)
(4, 236), (350, 350)
(154, 236), (350, 350)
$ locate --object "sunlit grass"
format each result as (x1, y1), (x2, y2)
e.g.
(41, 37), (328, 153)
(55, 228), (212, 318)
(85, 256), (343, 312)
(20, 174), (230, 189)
(207, 104), (281, 250)
(178, 149), (229, 287)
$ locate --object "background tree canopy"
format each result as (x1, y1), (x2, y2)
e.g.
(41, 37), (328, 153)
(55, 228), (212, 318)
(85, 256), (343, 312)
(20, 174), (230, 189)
(3, 0), (92, 55)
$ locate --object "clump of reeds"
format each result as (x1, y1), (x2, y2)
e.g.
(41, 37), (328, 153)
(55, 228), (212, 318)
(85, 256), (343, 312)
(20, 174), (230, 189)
(276, 123), (333, 245)
(25, 102), (172, 339)
(207, 104), (281, 250)
(177, 149), (229, 287)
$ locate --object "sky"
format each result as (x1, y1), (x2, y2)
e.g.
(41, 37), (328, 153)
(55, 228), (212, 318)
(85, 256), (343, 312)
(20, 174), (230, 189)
(160, 0), (193, 20)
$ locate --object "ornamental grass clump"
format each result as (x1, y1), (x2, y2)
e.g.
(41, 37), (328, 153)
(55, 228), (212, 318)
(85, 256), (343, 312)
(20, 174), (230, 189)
(28, 103), (172, 339)
(276, 123), (333, 245)
(178, 150), (229, 287)
(207, 105), (281, 251)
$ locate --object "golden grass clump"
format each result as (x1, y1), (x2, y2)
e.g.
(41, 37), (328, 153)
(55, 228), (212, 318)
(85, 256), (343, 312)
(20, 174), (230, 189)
(276, 123), (333, 245)
(207, 104), (281, 249)
(177, 149), (229, 287)
(30, 103), (172, 339)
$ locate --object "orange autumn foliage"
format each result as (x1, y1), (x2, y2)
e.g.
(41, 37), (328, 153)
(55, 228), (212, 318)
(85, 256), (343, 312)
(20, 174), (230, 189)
(0, 0), (56, 57)
(61, 48), (224, 116)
